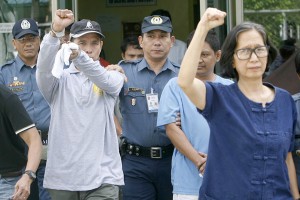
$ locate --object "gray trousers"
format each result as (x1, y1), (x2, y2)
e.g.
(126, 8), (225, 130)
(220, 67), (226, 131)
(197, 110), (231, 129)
(47, 183), (119, 200)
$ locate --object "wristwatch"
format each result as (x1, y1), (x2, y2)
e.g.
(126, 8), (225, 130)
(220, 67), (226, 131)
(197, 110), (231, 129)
(24, 170), (36, 181)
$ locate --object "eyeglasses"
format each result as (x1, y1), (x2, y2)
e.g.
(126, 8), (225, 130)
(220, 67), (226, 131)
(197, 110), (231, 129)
(235, 46), (269, 60)
(15, 36), (38, 44)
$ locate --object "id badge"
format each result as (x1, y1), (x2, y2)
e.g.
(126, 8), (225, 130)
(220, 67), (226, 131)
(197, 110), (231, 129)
(146, 93), (159, 113)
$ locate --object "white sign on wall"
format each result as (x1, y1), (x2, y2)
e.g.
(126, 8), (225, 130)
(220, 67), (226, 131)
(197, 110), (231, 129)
(0, 23), (14, 33)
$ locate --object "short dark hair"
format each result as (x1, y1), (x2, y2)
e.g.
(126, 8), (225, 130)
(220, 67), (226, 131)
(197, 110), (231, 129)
(120, 36), (142, 54)
(150, 9), (172, 22)
(220, 21), (276, 80)
(186, 29), (220, 52)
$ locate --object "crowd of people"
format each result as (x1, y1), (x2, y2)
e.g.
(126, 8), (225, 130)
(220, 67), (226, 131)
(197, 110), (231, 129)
(1, 6), (300, 200)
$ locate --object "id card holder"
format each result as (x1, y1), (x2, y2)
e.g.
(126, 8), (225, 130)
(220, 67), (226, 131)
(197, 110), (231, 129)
(146, 93), (159, 113)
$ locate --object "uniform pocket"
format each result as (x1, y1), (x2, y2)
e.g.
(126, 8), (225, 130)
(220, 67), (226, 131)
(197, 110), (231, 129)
(122, 90), (146, 114)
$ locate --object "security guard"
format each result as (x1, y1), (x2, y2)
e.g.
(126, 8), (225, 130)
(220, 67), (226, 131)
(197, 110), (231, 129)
(119, 15), (179, 200)
(0, 18), (51, 200)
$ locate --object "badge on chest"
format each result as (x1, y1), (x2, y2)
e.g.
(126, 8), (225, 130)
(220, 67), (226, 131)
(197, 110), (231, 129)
(146, 88), (159, 113)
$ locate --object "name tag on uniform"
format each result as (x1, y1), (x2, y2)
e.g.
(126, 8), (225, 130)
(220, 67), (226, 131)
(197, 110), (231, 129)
(128, 87), (145, 94)
(146, 93), (159, 113)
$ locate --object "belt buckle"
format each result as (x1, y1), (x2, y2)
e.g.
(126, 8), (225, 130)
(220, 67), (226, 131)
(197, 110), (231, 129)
(150, 147), (162, 159)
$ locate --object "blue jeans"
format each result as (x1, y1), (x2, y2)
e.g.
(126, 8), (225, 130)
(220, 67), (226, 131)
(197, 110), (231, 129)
(0, 162), (50, 200)
(0, 175), (20, 199)
(37, 161), (51, 200)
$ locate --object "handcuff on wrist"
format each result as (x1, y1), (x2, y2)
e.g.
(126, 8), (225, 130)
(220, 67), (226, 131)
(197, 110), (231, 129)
(51, 23), (65, 38)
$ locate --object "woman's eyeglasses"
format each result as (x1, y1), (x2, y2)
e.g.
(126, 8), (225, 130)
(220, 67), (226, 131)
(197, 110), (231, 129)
(235, 46), (269, 60)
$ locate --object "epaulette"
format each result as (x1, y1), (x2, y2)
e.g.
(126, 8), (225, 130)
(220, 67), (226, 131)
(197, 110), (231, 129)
(0, 59), (15, 70)
(169, 60), (181, 69)
(118, 59), (142, 66)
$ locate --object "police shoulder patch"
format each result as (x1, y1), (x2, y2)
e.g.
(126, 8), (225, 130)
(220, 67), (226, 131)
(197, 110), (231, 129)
(169, 60), (180, 68)
(118, 59), (141, 65)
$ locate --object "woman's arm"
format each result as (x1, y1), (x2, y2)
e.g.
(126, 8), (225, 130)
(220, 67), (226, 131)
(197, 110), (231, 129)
(177, 8), (226, 110)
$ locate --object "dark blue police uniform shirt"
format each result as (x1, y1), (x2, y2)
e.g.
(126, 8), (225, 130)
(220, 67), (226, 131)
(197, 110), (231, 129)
(199, 82), (296, 199)
(0, 56), (50, 131)
(119, 58), (179, 147)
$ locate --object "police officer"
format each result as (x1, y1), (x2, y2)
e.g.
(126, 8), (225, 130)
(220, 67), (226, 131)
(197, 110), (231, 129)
(0, 18), (51, 200)
(150, 9), (187, 65)
(119, 15), (179, 200)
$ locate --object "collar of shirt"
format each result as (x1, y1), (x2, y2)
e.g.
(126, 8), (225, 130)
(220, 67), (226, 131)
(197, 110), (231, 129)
(15, 56), (30, 72)
(15, 56), (37, 71)
(137, 58), (178, 73)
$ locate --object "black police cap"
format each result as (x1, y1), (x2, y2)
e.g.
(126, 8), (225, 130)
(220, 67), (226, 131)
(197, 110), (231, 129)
(12, 18), (39, 39)
(141, 15), (172, 33)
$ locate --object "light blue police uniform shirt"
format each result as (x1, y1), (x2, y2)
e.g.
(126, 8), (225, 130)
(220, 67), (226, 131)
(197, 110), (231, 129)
(0, 56), (50, 131)
(157, 76), (233, 195)
(119, 58), (179, 147)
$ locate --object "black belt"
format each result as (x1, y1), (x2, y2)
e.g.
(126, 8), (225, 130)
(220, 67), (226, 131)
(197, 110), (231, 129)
(123, 142), (173, 159)
(296, 135), (300, 139)
(38, 130), (48, 145)
(0, 170), (23, 178)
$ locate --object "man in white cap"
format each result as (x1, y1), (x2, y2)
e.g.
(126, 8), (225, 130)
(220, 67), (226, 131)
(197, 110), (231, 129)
(36, 9), (124, 199)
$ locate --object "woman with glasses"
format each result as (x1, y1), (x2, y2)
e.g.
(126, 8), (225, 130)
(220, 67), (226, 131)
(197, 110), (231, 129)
(178, 8), (300, 199)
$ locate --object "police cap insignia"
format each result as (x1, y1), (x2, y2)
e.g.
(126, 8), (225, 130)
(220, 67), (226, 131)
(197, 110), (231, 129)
(141, 15), (172, 33)
(12, 18), (39, 39)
